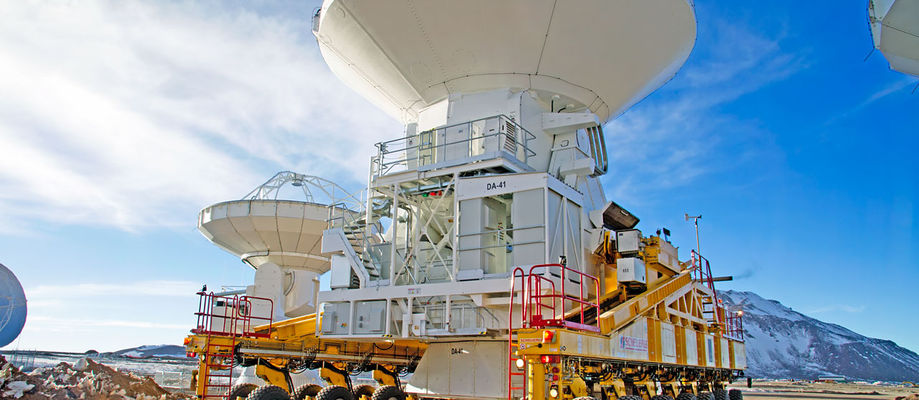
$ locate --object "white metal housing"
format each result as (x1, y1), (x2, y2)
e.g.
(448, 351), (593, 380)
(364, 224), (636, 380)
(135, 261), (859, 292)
(313, 0), (697, 124)
(869, 0), (919, 77)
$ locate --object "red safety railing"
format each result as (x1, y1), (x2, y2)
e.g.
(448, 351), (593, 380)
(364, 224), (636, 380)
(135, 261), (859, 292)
(509, 263), (600, 333)
(193, 291), (274, 338)
(724, 310), (745, 341)
(236, 296), (274, 338)
(690, 250), (716, 294)
(690, 250), (721, 324)
(507, 264), (600, 400)
(524, 264), (600, 333)
(690, 251), (745, 341)
(507, 268), (528, 400)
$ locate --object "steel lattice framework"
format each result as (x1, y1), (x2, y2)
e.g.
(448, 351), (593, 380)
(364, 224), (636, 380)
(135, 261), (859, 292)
(243, 171), (362, 210)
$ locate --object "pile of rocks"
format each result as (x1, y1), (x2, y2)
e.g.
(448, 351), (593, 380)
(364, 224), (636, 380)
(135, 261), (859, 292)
(0, 355), (188, 400)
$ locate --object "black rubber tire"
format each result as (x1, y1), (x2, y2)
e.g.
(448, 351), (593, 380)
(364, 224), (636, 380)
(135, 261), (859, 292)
(697, 393), (715, 400)
(230, 383), (259, 400)
(247, 385), (291, 400)
(371, 386), (405, 400)
(728, 389), (743, 400)
(293, 384), (323, 400)
(713, 389), (728, 400)
(651, 395), (672, 400)
(316, 386), (353, 400)
(353, 385), (376, 400)
(617, 396), (642, 400)
(676, 393), (697, 400)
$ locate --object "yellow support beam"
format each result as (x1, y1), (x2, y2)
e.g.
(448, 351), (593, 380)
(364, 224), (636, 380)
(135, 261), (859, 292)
(597, 272), (691, 335)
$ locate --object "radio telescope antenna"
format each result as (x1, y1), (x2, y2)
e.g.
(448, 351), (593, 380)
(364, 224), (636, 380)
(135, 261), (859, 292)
(0, 263), (27, 348)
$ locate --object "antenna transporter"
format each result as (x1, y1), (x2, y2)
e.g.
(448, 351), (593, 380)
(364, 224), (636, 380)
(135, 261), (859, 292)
(184, 2), (747, 400)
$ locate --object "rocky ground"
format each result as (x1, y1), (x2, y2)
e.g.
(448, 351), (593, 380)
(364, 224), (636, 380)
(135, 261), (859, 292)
(0, 355), (188, 400)
(727, 380), (919, 400)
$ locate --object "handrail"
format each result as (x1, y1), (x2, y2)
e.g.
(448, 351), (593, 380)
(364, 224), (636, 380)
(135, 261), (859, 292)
(192, 292), (274, 338)
(371, 115), (537, 178)
(507, 267), (527, 400)
(689, 250), (744, 339)
(507, 264), (599, 400)
(237, 296), (274, 338)
(690, 250), (721, 323)
(527, 264), (600, 333)
(724, 311), (745, 341)
(509, 264), (600, 333)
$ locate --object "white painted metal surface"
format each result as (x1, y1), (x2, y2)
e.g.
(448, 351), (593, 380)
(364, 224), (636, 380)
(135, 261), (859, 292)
(685, 329), (698, 365)
(314, 0), (697, 124)
(199, 199), (333, 272)
(733, 341), (747, 369)
(704, 333), (716, 367)
(616, 257), (646, 284)
(610, 317), (650, 361)
(869, 0), (919, 77)
(407, 341), (509, 400)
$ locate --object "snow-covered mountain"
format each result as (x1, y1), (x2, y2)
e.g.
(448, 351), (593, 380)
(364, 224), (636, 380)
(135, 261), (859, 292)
(720, 290), (919, 381)
(110, 344), (189, 359)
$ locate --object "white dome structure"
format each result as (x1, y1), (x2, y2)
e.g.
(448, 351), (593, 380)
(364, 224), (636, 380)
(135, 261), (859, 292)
(313, 0), (697, 124)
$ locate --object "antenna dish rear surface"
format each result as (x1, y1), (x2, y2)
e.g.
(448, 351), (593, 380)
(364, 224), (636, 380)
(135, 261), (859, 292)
(198, 172), (362, 273)
(0, 263), (27, 348)
(313, 0), (697, 124)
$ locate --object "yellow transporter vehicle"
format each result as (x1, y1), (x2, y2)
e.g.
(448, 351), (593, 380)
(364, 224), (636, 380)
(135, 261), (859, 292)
(185, 237), (745, 400)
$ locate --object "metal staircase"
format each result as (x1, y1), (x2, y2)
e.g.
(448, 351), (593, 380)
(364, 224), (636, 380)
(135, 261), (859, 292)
(690, 250), (721, 325)
(328, 196), (392, 283)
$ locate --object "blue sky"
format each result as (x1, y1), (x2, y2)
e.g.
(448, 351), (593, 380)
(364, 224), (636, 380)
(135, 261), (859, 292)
(0, 1), (916, 354)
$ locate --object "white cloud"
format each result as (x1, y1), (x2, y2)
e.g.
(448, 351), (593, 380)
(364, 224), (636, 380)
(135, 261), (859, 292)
(14, 315), (191, 352)
(602, 20), (804, 205)
(27, 315), (188, 330)
(824, 76), (916, 125)
(26, 280), (200, 298)
(15, 279), (204, 351)
(0, 0), (400, 233)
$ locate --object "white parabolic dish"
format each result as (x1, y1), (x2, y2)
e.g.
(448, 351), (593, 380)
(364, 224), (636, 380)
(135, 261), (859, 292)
(0, 263), (27, 348)
(314, 0), (697, 124)
(198, 200), (351, 273)
(869, 0), (919, 77)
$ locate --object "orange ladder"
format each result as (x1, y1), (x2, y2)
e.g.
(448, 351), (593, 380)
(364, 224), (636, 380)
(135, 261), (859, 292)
(507, 336), (527, 400)
(201, 335), (237, 400)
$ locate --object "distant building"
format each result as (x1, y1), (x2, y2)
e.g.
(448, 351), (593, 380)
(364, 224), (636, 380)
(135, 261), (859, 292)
(817, 375), (847, 383)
